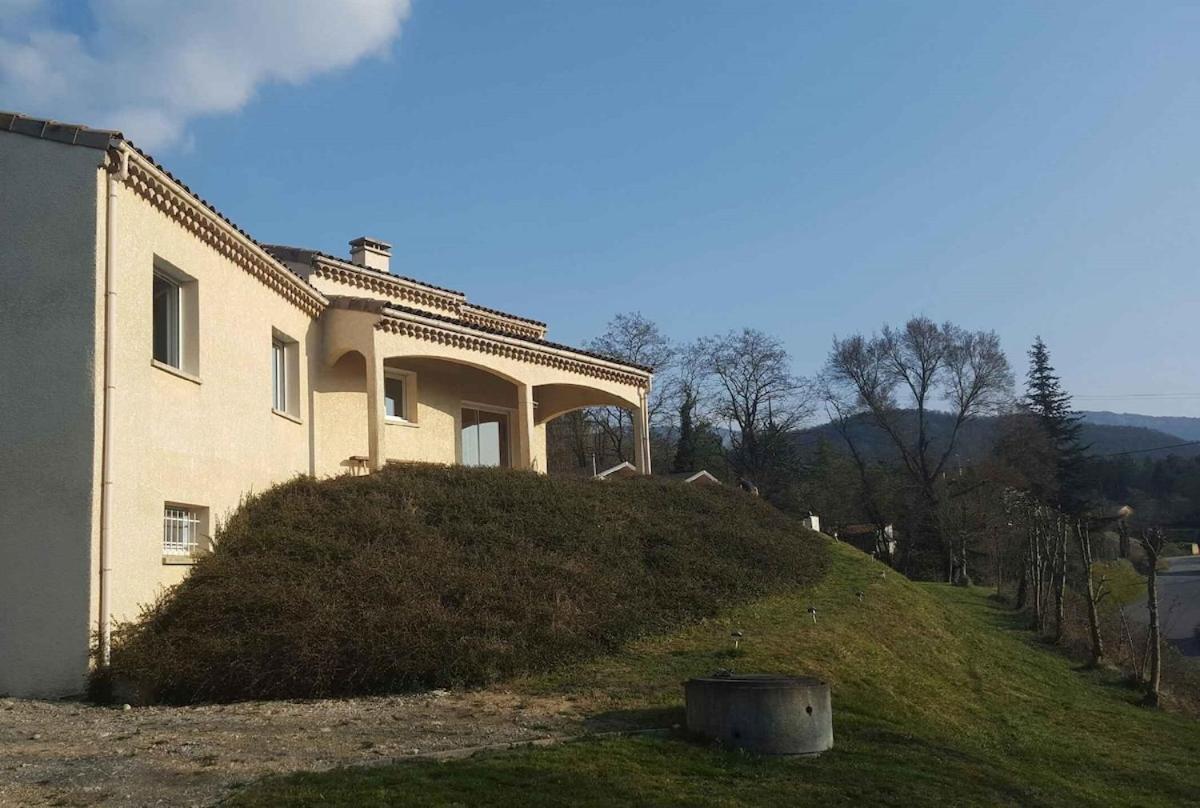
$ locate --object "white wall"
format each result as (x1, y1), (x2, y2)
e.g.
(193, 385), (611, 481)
(0, 135), (104, 697)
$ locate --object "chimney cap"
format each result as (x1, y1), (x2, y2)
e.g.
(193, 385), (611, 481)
(349, 236), (391, 252)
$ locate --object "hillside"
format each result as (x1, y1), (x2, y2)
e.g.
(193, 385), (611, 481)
(100, 464), (827, 704)
(231, 543), (1200, 807)
(1082, 411), (1200, 442)
(795, 410), (1200, 464)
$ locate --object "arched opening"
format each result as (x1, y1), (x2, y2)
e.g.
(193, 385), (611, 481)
(536, 383), (646, 478)
(380, 356), (522, 469)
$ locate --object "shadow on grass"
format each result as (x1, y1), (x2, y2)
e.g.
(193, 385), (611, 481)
(583, 705), (685, 733)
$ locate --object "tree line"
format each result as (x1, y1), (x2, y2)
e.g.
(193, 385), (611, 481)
(548, 313), (1192, 709)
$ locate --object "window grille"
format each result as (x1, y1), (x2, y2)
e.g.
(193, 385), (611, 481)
(163, 505), (200, 556)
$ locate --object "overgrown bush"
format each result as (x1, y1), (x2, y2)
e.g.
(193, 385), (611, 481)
(98, 463), (828, 703)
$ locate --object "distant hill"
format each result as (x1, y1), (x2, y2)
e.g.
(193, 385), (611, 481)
(1081, 411), (1200, 443)
(796, 411), (1200, 464)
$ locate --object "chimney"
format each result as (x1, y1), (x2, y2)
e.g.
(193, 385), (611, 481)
(349, 236), (392, 273)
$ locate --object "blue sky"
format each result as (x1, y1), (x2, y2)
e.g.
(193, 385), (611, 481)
(5, 1), (1200, 416)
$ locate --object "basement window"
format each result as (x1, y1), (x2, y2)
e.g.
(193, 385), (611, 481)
(162, 503), (208, 559)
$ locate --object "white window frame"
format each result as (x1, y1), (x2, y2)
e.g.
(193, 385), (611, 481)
(151, 259), (200, 378)
(152, 271), (181, 368)
(162, 503), (207, 558)
(384, 368), (417, 424)
(459, 401), (513, 468)
(270, 330), (301, 420)
(272, 337), (287, 413)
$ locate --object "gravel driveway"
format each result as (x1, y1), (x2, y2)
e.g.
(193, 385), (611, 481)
(0, 690), (586, 807)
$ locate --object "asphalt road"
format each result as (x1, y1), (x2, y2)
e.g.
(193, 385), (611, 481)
(1129, 555), (1200, 657)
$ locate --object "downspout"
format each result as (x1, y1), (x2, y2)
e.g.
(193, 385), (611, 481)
(99, 143), (128, 666)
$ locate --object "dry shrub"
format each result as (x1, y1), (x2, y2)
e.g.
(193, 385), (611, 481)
(98, 463), (828, 703)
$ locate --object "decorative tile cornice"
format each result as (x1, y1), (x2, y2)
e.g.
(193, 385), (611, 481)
(461, 304), (547, 340)
(121, 150), (327, 318)
(375, 310), (650, 389)
(312, 259), (463, 317)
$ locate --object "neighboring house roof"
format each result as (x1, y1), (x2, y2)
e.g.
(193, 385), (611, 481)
(594, 461), (639, 480)
(668, 470), (722, 485)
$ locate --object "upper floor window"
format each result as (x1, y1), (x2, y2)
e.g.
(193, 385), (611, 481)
(152, 272), (180, 367)
(271, 330), (300, 419)
(151, 260), (199, 377)
(272, 338), (287, 412)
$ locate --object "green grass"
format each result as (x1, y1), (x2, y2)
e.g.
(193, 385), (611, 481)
(230, 544), (1200, 807)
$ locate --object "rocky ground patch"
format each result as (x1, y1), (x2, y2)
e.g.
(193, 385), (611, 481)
(0, 690), (586, 807)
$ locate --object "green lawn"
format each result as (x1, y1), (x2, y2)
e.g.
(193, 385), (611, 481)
(230, 543), (1200, 807)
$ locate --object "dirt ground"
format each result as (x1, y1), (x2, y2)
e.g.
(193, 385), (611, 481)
(0, 690), (590, 807)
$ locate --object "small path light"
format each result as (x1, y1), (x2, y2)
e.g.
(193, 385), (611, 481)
(731, 630), (744, 650)
(807, 606), (818, 624)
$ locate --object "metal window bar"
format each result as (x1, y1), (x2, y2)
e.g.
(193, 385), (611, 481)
(163, 506), (200, 555)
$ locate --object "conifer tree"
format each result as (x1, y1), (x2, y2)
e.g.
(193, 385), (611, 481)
(671, 391), (699, 473)
(1024, 337), (1086, 510)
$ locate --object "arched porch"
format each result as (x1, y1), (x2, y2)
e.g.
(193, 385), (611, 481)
(316, 303), (652, 475)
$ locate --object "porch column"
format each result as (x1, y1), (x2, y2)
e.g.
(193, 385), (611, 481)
(366, 347), (386, 471)
(515, 382), (538, 471)
(632, 391), (651, 475)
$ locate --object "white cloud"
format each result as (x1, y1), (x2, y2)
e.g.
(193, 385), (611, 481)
(0, 0), (412, 150)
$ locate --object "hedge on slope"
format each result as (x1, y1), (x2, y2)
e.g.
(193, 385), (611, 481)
(99, 463), (828, 703)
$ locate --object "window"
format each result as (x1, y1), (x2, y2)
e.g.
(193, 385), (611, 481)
(384, 368), (416, 422)
(271, 330), (300, 418)
(163, 504), (202, 556)
(152, 272), (180, 367)
(461, 406), (510, 468)
(151, 260), (199, 376)
(272, 338), (287, 412)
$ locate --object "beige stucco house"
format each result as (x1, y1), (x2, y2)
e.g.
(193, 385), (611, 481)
(0, 112), (652, 698)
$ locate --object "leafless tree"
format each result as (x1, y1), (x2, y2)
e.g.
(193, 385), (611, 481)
(1074, 519), (1105, 667)
(824, 317), (1013, 579)
(1136, 526), (1169, 707)
(585, 312), (675, 463)
(699, 328), (813, 494)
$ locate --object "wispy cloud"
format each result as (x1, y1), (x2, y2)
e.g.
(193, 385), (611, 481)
(0, 0), (412, 150)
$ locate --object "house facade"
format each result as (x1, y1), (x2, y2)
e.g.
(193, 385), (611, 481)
(0, 113), (652, 698)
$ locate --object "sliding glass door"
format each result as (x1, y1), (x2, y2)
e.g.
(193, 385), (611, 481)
(461, 407), (510, 468)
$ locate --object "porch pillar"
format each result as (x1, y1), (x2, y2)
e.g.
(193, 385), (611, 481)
(632, 391), (651, 475)
(515, 382), (538, 472)
(366, 347), (386, 471)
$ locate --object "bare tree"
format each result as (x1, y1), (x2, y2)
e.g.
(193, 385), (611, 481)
(824, 317), (1013, 579)
(1136, 527), (1169, 707)
(699, 329), (813, 496)
(1074, 519), (1105, 667)
(586, 313), (674, 463)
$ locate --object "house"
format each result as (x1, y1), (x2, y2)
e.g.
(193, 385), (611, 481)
(0, 112), (653, 698)
(594, 461), (641, 480)
(835, 523), (896, 560)
(666, 470), (722, 487)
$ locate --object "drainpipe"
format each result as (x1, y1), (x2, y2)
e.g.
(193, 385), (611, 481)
(99, 144), (128, 666)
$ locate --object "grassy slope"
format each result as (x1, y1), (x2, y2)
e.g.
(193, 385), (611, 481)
(231, 543), (1200, 807)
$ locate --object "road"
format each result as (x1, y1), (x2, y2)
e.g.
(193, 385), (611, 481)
(1129, 555), (1200, 657)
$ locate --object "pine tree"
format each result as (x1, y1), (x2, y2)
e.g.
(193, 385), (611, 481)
(671, 391), (699, 473)
(1025, 337), (1086, 510)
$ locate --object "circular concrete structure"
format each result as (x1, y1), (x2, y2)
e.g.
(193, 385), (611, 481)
(684, 674), (833, 755)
